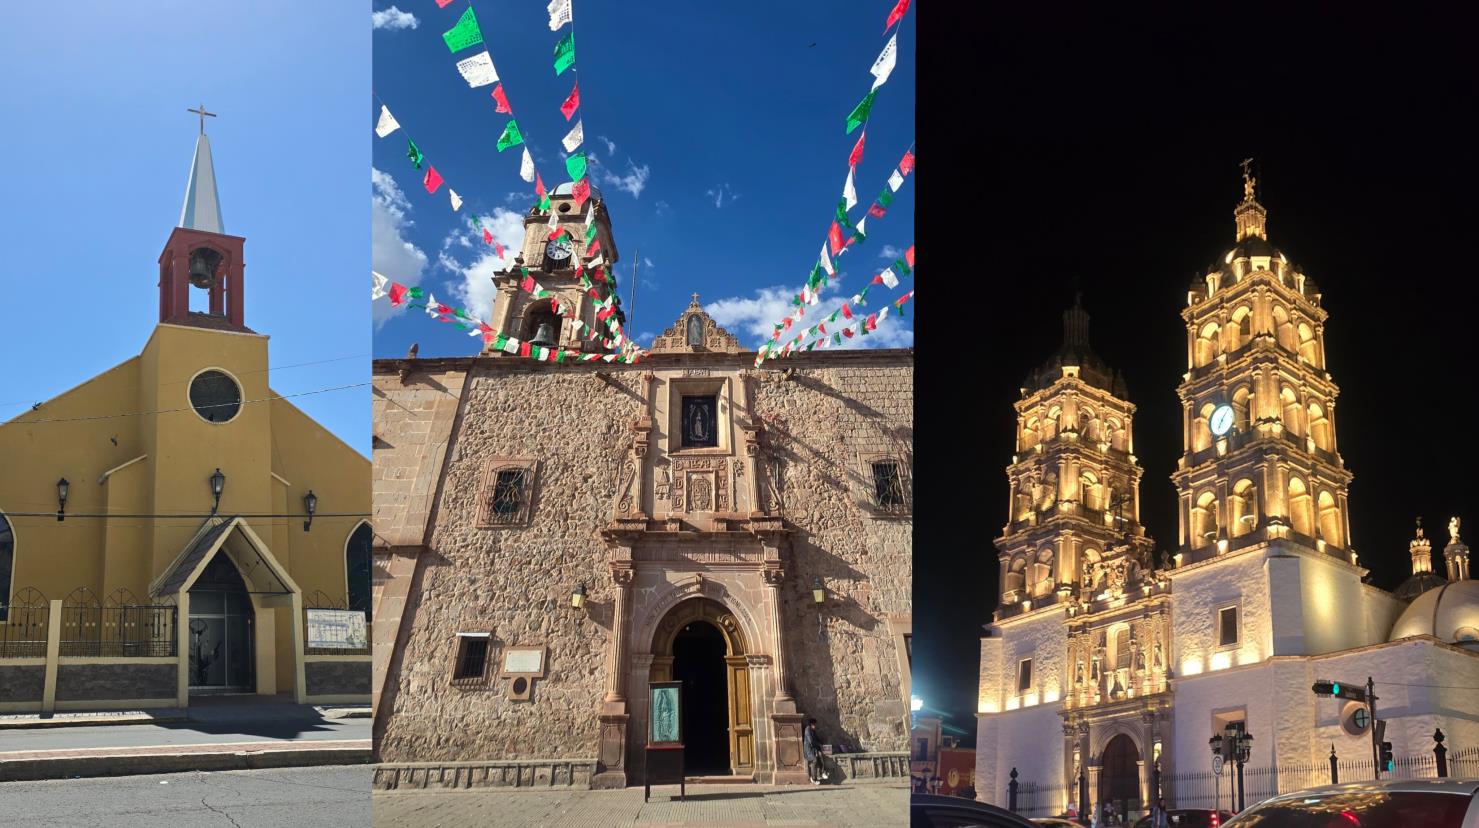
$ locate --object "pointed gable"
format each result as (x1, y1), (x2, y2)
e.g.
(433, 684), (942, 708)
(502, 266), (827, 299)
(649, 293), (743, 354)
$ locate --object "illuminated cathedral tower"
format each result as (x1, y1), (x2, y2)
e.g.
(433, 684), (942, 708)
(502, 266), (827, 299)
(1172, 161), (1352, 567)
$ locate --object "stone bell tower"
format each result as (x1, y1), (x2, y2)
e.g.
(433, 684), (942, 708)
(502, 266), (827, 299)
(484, 183), (625, 354)
(1172, 161), (1352, 566)
(158, 109), (249, 332)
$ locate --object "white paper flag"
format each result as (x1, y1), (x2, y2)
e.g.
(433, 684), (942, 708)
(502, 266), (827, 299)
(853, 216), (867, 241)
(562, 119), (584, 153)
(888, 169), (905, 192)
(881, 267), (899, 289)
(371, 271), (388, 300)
(455, 51), (499, 88)
(870, 34), (898, 91)
(520, 147), (535, 183)
(819, 242), (834, 276)
(842, 167), (858, 210)
(425, 293), (440, 316)
(585, 201), (597, 227)
(374, 106), (400, 138)
(547, 0), (573, 30)
(502, 336), (520, 354)
(548, 208), (559, 229)
(449, 189), (463, 212)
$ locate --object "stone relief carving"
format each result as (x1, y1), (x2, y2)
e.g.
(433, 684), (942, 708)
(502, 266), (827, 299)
(655, 460), (671, 503)
(690, 476), (714, 511)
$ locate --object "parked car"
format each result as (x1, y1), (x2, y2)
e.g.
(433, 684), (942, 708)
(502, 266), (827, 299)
(1222, 778), (1479, 827)
(911, 793), (1038, 827)
(1130, 809), (1232, 827)
(1031, 817), (1088, 827)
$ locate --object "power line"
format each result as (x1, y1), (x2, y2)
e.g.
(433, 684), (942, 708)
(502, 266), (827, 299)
(2, 382), (370, 426)
(0, 354), (369, 410)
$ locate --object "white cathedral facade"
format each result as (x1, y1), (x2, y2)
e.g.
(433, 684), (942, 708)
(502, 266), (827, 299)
(975, 172), (1479, 816)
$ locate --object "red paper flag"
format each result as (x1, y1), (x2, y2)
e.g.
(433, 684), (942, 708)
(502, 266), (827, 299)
(495, 242), (506, 259)
(865, 313), (878, 331)
(483, 228), (493, 244)
(423, 166), (444, 194)
(884, 0), (910, 31)
(868, 203), (887, 219)
(521, 274), (536, 292)
(491, 84), (512, 114)
(899, 150), (915, 174)
(871, 274), (884, 284)
(571, 177), (590, 209)
(389, 283), (407, 306)
(784, 318), (793, 330)
(843, 327), (855, 338)
(535, 173), (547, 200)
(905, 245), (915, 267)
(586, 236), (602, 258)
(559, 82), (580, 121)
(519, 341), (532, 357)
(436, 0), (455, 7)
(550, 298), (561, 315)
(828, 221), (845, 254)
(848, 129), (866, 168)
(841, 302), (853, 320)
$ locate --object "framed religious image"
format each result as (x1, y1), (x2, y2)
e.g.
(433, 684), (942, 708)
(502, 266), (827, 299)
(649, 681), (683, 745)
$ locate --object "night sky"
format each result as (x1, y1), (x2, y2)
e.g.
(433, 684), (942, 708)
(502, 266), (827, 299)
(915, 7), (1479, 745)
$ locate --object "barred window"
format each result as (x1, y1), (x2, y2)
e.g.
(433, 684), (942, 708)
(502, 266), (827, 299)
(488, 469), (530, 523)
(451, 634), (491, 685)
(872, 460), (909, 512)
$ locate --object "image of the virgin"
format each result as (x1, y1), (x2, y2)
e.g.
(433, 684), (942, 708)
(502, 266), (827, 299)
(689, 402), (710, 442)
(652, 687), (678, 742)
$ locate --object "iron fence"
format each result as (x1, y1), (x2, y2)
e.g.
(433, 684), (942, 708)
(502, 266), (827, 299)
(59, 602), (177, 657)
(1162, 752), (1441, 811)
(0, 588), (49, 658)
(1450, 747), (1479, 779)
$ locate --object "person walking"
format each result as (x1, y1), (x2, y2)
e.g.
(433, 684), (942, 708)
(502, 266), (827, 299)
(803, 718), (826, 784)
(1151, 798), (1170, 828)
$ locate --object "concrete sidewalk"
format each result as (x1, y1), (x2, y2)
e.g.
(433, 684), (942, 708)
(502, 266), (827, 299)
(0, 696), (372, 781)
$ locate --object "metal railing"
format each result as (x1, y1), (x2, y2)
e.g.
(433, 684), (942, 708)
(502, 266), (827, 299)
(59, 597), (177, 658)
(0, 588), (49, 658)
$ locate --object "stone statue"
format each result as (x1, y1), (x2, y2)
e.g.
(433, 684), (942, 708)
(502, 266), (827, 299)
(1153, 641), (1163, 670)
(1450, 516), (1462, 544)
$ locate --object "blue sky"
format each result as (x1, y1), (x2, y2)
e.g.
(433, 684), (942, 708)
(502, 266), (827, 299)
(0, 2), (369, 455)
(371, 0), (914, 357)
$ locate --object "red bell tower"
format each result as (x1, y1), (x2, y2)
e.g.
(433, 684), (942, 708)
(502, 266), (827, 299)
(158, 109), (249, 331)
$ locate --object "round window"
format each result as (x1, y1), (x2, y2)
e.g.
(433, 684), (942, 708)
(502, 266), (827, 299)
(189, 370), (242, 423)
(1340, 701), (1371, 737)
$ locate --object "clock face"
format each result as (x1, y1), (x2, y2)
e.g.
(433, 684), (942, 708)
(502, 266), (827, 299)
(545, 238), (573, 260)
(1210, 404), (1235, 437)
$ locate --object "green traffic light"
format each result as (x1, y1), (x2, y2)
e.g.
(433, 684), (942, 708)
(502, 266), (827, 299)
(1332, 682), (1340, 694)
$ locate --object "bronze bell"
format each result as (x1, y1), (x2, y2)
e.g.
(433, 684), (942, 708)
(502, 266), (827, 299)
(530, 321), (558, 347)
(188, 250), (216, 289)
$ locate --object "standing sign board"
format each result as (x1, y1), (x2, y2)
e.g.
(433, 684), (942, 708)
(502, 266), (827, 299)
(305, 609), (368, 650)
(645, 681), (685, 801)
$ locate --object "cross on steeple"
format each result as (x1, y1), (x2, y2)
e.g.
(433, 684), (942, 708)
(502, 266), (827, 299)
(187, 103), (217, 135)
(1239, 157), (1256, 201)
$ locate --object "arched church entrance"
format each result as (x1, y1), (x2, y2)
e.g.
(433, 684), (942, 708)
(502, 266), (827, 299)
(1099, 733), (1141, 820)
(649, 598), (755, 777)
(187, 553), (255, 692)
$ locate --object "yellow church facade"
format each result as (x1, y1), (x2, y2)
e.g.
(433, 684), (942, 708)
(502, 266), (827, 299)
(0, 131), (371, 714)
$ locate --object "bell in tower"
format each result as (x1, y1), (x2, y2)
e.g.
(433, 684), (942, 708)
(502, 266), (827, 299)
(188, 248), (221, 289)
(530, 320), (559, 347)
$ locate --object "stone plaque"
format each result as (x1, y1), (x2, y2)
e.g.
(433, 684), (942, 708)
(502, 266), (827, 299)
(503, 648), (544, 674)
(305, 609), (368, 649)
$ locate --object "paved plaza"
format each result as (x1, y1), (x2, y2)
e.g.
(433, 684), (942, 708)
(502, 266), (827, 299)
(373, 782), (909, 827)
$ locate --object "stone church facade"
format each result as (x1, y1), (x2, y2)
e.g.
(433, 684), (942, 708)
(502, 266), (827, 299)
(372, 188), (912, 789)
(977, 173), (1479, 817)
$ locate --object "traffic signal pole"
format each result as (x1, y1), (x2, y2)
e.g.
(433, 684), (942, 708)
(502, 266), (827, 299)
(1368, 676), (1380, 780)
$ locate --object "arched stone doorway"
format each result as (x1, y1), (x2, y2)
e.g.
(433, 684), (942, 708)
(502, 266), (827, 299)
(1099, 733), (1141, 819)
(649, 598), (755, 777)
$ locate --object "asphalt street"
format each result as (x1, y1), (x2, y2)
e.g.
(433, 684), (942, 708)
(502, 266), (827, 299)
(0, 706), (369, 754)
(0, 765), (371, 828)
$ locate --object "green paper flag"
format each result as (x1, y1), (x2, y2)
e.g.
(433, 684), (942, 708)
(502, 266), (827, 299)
(832, 333), (842, 346)
(553, 32), (576, 75)
(585, 222), (598, 243)
(566, 152), (587, 182)
(497, 120), (524, 152)
(407, 286), (425, 299)
(442, 6), (483, 52)
(835, 199), (853, 230)
(494, 333), (508, 351)
(846, 90), (876, 134)
(878, 187), (895, 208)
(406, 139), (423, 169)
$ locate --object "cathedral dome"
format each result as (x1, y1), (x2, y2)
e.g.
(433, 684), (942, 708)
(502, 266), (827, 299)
(1393, 570), (1447, 602)
(1389, 581), (1479, 650)
(1022, 296), (1127, 396)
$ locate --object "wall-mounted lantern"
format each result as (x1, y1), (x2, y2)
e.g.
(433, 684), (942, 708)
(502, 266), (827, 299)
(303, 490), (318, 531)
(570, 582), (587, 611)
(209, 468), (226, 515)
(812, 577), (827, 607)
(56, 477), (70, 522)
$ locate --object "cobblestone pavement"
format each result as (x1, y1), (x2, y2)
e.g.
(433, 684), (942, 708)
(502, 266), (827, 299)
(373, 782), (908, 827)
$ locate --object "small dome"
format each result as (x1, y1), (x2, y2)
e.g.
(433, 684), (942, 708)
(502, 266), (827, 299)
(552, 181), (602, 199)
(1393, 571), (1447, 602)
(1389, 581), (1479, 649)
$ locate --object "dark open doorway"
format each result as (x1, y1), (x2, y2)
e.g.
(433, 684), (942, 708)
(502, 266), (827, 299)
(673, 621), (729, 775)
(1099, 733), (1141, 820)
(188, 553), (255, 693)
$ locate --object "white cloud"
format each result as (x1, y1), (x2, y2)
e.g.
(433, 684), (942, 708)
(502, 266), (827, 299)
(371, 6), (418, 30)
(442, 208), (527, 323)
(706, 280), (912, 351)
(372, 167), (428, 327)
(705, 183), (738, 209)
(654, 200), (673, 216)
(597, 161), (650, 201)
(643, 257), (655, 268)
(878, 244), (902, 260)
(598, 136), (617, 155)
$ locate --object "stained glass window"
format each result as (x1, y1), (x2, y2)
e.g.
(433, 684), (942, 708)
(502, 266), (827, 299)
(346, 523), (373, 624)
(189, 370), (241, 423)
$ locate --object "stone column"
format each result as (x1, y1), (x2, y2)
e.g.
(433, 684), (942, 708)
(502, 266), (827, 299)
(594, 563), (634, 789)
(764, 553), (808, 785)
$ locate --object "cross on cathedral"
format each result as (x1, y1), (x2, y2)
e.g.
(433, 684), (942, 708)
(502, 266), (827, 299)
(187, 103), (217, 135)
(1240, 157), (1256, 200)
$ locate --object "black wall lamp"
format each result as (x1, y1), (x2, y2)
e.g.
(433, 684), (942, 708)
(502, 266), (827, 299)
(303, 490), (318, 531)
(209, 468), (225, 515)
(56, 477), (69, 522)
(812, 577), (827, 607)
(570, 583), (587, 610)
